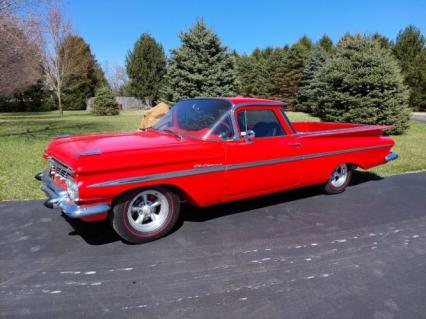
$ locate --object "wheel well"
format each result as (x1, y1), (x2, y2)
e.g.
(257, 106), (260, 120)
(111, 184), (195, 208)
(347, 162), (360, 170)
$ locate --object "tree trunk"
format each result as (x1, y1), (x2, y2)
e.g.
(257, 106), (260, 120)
(57, 89), (63, 117)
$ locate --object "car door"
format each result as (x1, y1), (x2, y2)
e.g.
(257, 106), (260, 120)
(224, 107), (302, 201)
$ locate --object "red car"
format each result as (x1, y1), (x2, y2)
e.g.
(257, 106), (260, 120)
(36, 97), (397, 243)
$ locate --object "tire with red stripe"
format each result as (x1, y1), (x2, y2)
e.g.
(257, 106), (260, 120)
(110, 187), (180, 244)
(323, 163), (352, 194)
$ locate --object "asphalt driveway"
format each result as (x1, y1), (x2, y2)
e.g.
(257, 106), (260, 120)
(1, 172), (426, 319)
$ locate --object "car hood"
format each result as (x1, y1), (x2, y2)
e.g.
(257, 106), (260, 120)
(45, 130), (200, 173)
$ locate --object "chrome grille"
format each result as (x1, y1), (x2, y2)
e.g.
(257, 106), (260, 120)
(48, 157), (74, 180)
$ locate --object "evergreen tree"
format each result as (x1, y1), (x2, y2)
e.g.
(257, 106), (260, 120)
(393, 25), (426, 110)
(372, 33), (392, 50)
(162, 20), (238, 102)
(409, 50), (426, 111)
(236, 47), (274, 97)
(92, 61), (109, 92)
(59, 36), (102, 110)
(314, 35), (410, 134)
(252, 46), (275, 60)
(266, 47), (289, 100)
(91, 86), (119, 116)
(295, 47), (328, 112)
(126, 33), (166, 102)
(268, 36), (313, 109)
(318, 34), (334, 54)
(236, 54), (268, 97)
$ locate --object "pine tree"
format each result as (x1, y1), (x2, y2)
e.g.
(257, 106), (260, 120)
(92, 86), (119, 116)
(318, 34), (334, 54)
(393, 25), (426, 111)
(372, 33), (392, 50)
(266, 47), (289, 100)
(162, 20), (238, 103)
(409, 50), (426, 111)
(60, 36), (98, 110)
(314, 35), (410, 134)
(236, 55), (267, 97)
(236, 47), (273, 97)
(295, 47), (328, 112)
(92, 61), (109, 92)
(268, 36), (313, 109)
(126, 33), (166, 102)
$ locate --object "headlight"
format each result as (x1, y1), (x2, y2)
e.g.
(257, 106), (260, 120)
(66, 179), (79, 202)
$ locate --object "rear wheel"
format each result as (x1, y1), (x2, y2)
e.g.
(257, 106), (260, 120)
(323, 164), (352, 194)
(110, 187), (180, 244)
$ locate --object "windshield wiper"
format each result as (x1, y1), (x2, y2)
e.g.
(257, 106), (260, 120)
(144, 127), (183, 140)
(160, 129), (183, 140)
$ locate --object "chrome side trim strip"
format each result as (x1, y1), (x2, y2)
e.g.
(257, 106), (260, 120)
(79, 149), (102, 157)
(88, 144), (392, 188)
(227, 144), (392, 171)
(89, 165), (226, 188)
(54, 134), (72, 139)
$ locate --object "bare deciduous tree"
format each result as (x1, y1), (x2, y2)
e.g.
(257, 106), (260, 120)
(37, 1), (87, 116)
(0, 13), (41, 96)
(104, 62), (129, 95)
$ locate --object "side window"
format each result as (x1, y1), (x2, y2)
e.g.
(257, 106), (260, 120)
(208, 113), (234, 140)
(237, 109), (285, 138)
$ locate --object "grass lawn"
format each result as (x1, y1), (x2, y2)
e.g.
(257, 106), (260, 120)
(0, 110), (144, 201)
(0, 110), (425, 201)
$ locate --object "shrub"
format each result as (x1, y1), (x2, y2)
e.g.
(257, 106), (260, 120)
(91, 87), (119, 116)
(313, 35), (410, 134)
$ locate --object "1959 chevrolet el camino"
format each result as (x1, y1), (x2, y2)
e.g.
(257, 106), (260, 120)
(36, 97), (398, 243)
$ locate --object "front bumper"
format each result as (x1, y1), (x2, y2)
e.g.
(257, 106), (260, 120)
(35, 171), (110, 218)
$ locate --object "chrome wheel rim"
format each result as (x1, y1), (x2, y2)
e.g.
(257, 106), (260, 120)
(127, 190), (169, 233)
(330, 164), (348, 188)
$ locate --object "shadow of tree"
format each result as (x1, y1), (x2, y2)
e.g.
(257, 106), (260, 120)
(0, 121), (111, 138)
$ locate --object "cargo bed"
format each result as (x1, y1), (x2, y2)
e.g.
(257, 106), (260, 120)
(292, 122), (391, 137)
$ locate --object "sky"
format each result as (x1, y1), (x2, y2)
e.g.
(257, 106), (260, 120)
(67, 0), (426, 67)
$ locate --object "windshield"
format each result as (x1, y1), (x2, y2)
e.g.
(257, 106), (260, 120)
(153, 99), (234, 140)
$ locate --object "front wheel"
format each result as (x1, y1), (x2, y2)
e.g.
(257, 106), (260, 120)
(110, 187), (180, 244)
(323, 164), (352, 194)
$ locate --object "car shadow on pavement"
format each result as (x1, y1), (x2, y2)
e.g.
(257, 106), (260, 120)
(182, 169), (383, 222)
(350, 169), (383, 186)
(63, 170), (383, 245)
(64, 216), (121, 245)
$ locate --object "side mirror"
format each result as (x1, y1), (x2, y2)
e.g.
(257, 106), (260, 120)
(241, 129), (255, 143)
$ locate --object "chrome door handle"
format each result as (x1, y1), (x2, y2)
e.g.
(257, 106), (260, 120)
(288, 142), (301, 147)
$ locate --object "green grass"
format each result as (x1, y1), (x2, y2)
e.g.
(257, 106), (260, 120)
(285, 111), (320, 122)
(0, 110), (144, 201)
(369, 120), (426, 176)
(0, 110), (425, 201)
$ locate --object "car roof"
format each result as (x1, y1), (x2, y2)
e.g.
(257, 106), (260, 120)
(220, 97), (286, 106)
(181, 97), (287, 107)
